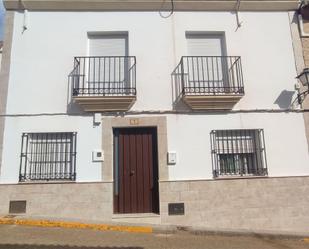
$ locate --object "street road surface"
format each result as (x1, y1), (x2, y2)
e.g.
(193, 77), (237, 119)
(0, 225), (308, 249)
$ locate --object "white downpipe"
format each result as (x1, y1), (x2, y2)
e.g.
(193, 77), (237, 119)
(235, 0), (242, 29)
(23, 9), (28, 31)
(19, 0), (28, 32)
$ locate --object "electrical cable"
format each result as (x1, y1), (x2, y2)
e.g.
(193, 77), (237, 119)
(159, 0), (174, 18)
(0, 109), (309, 118)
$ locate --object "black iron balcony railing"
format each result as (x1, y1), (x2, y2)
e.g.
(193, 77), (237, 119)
(70, 56), (136, 96)
(173, 56), (244, 96)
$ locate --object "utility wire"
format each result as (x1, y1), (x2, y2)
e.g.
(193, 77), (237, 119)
(159, 0), (174, 18)
(0, 109), (309, 118)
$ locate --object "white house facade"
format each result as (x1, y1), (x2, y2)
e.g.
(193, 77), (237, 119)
(0, 0), (308, 233)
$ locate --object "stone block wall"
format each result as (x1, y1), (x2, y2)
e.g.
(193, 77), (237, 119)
(0, 182), (113, 220)
(0, 177), (308, 233)
(160, 176), (309, 233)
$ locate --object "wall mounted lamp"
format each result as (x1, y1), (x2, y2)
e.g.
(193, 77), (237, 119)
(297, 68), (309, 104)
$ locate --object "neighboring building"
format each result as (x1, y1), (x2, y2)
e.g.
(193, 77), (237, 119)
(0, 0), (308, 233)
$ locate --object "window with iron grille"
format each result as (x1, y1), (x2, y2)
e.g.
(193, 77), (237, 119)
(19, 132), (77, 182)
(210, 129), (267, 178)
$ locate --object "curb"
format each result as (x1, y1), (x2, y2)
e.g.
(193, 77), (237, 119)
(182, 226), (309, 241)
(0, 217), (153, 234)
(154, 225), (309, 241)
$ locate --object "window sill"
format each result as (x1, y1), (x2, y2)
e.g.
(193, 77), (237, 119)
(18, 180), (76, 184)
(214, 175), (268, 180)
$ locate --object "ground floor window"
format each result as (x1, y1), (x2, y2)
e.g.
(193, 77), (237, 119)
(19, 132), (77, 182)
(210, 129), (267, 177)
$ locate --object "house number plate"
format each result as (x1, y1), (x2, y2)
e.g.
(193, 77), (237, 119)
(168, 203), (185, 215)
(130, 119), (139, 125)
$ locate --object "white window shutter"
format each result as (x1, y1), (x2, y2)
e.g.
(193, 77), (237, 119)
(187, 34), (224, 56)
(88, 35), (127, 56)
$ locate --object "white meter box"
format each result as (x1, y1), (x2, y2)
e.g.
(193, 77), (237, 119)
(167, 151), (177, 165)
(92, 150), (104, 162)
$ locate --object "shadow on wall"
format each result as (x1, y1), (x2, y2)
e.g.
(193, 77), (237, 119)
(172, 77), (296, 110)
(274, 90), (295, 109)
(67, 101), (85, 114)
(66, 73), (86, 114)
(0, 245), (143, 249)
(171, 67), (190, 111)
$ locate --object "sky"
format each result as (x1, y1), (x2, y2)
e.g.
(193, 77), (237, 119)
(0, 0), (5, 40)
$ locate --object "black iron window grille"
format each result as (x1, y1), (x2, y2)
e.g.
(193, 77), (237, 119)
(19, 132), (77, 182)
(70, 56), (136, 96)
(172, 56), (244, 95)
(210, 129), (267, 178)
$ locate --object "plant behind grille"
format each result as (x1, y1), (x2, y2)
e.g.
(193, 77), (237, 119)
(19, 132), (77, 182)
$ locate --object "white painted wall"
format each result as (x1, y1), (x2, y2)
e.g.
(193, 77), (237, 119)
(6, 11), (298, 113)
(1, 10), (308, 184)
(0, 116), (102, 183)
(167, 113), (309, 180)
(1, 111), (308, 184)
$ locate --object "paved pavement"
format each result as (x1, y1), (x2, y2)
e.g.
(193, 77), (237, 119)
(0, 225), (308, 249)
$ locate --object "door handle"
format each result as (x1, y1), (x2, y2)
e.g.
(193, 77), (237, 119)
(130, 170), (135, 176)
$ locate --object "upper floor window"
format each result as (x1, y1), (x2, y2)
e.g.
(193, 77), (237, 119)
(87, 33), (130, 92)
(210, 129), (268, 178)
(172, 32), (244, 110)
(19, 132), (77, 182)
(185, 32), (234, 94)
(70, 32), (136, 112)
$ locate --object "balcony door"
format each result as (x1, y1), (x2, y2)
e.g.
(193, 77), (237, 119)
(87, 33), (129, 95)
(186, 33), (229, 93)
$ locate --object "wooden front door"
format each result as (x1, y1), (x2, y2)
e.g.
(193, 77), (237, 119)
(113, 127), (159, 214)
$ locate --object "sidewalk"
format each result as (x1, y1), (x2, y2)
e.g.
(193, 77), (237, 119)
(0, 214), (309, 240)
(0, 223), (309, 249)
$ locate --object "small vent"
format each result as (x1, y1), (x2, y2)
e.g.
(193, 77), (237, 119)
(9, 200), (26, 214)
(168, 203), (185, 216)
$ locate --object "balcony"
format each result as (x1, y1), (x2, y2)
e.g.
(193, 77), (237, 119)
(173, 56), (244, 110)
(70, 56), (136, 112)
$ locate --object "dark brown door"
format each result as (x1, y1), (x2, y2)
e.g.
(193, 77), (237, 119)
(113, 127), (159, 214)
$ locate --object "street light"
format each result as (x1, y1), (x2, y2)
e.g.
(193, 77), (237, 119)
(297, 68), (309, 104)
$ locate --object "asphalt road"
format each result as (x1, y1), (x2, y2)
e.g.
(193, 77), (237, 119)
(0, 225), (308, 249)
